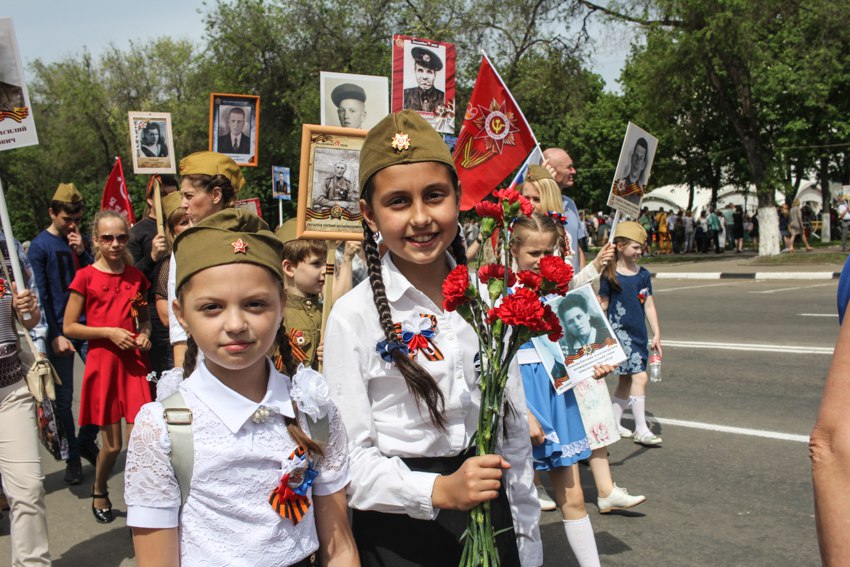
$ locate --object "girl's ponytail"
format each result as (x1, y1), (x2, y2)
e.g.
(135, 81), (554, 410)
(182, 336), (199, 376)
(362, 221), (447, 430)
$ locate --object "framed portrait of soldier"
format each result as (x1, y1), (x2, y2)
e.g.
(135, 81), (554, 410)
(548, 284), (626, 386)
(391, 35), (456, 134)
(209, 93), (260, 167)
(319, 72), (388, 132)
(296, 124), (366, 241)
(0, 18), (38, 150)
(127, 111), (176, 174)
(606, 122), (658, 218)
(272, 166), (292, 201)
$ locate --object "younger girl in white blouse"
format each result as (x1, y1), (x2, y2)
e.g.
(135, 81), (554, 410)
(124, 209), (358, 567)
(323, 110), (541, 566)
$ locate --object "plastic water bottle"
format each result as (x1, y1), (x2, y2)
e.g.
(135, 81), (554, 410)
(649, 352), (662, 382)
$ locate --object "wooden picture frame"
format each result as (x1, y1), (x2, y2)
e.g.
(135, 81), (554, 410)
(296, 124), (367, 241)
(128, 111), (176, 174)
(209, 92), (260, 167)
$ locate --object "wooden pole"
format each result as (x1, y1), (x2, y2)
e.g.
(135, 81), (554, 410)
(152, 176), (164, 235)
(318, 242), (336, 373)
(0, 177), (30, 320)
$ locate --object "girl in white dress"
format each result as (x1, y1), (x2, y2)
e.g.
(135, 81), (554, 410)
(323, 110), (541, 566)
(124, 209), (358, 567)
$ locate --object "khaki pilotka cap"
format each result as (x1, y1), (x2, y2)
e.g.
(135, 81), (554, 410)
(525, 164), (555, 182)
(613, 221), (648, 245)
(52, 183), (83, 203)
(178, 151), (246, 192)
(358, 109), (455, 191)
(274, 218), (298, 245)
(173, 208), (283, 291)
(161, 191), (183, 219)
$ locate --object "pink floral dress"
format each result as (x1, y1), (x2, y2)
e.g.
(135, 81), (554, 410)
(571, 377), (621, 450)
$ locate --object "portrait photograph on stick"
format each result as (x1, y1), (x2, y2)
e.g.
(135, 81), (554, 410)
(0, 17), (38, 149)
(127, 111), (176, 174)
(296, 124), (366, 241)
(272, 165), (291, 201)
(549, 284), (626, 385)
(607, 122), (658, 218)
(391, 34), (456, 134)
(209, 92), (260, 166)
(319, 71), (388, 131)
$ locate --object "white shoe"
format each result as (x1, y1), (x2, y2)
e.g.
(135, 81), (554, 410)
(597, 484), (646, 513)
(634, 431), (663, 446)
(536, 484), (557, 511)
(618, 425), (634, 438)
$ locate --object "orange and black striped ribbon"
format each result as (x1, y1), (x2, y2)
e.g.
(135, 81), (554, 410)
(392, 313), (444, 362)
(564, 337), (618, 365)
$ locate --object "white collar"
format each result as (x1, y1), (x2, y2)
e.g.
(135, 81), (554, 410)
(383, 252), (457, 303)
(188, 358), (295, 434)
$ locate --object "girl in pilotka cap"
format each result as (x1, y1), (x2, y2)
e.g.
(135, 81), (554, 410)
(125, 209), (358, 567)
(323, 110), (542, 566)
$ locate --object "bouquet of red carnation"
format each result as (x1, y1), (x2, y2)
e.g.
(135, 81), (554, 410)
(443, 188), (571, 567)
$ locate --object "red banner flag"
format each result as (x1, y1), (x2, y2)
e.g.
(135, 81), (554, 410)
(455, 54), (537, 210)
(101, 157), (136, 225)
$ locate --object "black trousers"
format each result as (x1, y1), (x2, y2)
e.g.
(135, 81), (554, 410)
(352, 451), (521, 567)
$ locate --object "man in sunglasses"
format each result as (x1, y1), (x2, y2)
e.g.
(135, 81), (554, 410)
(27, 183), (100, 486)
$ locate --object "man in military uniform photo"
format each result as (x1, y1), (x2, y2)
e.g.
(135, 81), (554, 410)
(331, 83), (368, 129)
(313, 161), (358, 213)
(403, 46), (445, 113)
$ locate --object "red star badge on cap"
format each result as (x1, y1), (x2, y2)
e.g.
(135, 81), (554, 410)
(231, 238), (248, 254)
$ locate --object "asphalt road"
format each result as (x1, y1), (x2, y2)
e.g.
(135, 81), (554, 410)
(0, 278), (837, 566)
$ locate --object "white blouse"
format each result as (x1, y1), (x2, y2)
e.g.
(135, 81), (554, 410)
(124, 361), (350, 567)
(323, 254), (543, 567)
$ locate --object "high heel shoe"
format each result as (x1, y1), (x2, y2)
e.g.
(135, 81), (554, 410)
(91, 487), (115, 524)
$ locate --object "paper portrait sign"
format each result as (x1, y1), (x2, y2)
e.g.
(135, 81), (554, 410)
(296, 124), (366, 241)
(127, 112), (176, 174)
(320, 72), (388, 131)
(0, 18), (38, 151)
(272, 166), (292, 200)
(606, 122), (659, 218)
(530, 335), (575, 395)
(391, 34), (456, 134)
(234, 197), (262, 218)
(209, 93), (260, 167)
(548, 285), (626, 385)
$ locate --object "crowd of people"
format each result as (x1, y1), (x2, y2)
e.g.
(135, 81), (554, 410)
(2, 107), (842, 566)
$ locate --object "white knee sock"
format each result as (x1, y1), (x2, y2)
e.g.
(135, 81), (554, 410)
(630, 395), (650, 436)
(563, 515), (601, 567)
(611, 396), (628, 425)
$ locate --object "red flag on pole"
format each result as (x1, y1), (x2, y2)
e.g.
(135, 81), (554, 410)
(101, 157), (136, 224)
(455, 53), (538, 210)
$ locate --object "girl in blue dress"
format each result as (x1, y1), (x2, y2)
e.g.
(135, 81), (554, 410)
(511, 214), (610, 567)
(599, 221), (663, 447)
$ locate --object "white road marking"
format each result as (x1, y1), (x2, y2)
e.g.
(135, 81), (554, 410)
(655, 282), (744, 293)
(663, 339), (834, 355)
(655, 272), (721, 280)
(652, 417), (809, 443)
(799, 313), (838, 317)
(749, 282), (835, 294)
(755, 272), (835, 280)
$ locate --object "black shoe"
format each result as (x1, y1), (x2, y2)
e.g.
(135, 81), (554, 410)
(91, 487), (114, 524)
(79, 441), (100, 468)
(64, 459), (83, 485)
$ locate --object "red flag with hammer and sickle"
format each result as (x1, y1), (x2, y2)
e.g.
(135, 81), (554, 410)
(455, 53), (537, 210)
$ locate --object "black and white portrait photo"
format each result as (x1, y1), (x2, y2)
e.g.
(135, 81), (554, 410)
(320, 72), (388, 131)
(607, 122), (658, 217)
(311, 148), (359, 214)
(209, 93), (260, 166)
(391, 35), (456, 133)
(128, 111), (176, 174)
(0, 18), (38, 149)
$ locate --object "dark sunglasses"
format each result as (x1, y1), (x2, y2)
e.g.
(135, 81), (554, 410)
(99, 234), (129, 244)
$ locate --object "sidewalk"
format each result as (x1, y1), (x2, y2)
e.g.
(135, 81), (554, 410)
(640, 246), (848, 280)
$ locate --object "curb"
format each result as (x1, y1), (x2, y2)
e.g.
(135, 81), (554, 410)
(653, 272), (840, 280)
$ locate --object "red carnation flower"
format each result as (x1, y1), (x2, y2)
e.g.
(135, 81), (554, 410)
(518, 195), (534, 217)
(492, 188), (522, 203)
(516, 270), (542, 292)
(489, 287), (547, 329)
(443, 265), (473, 311)
(542, 306), (563, 342)
(477, 264), (516, 287)
(475, 201), (503, 223)
(539, 256), (574, 294)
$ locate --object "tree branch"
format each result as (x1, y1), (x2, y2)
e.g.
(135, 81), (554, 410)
(575, 0), (685, 27)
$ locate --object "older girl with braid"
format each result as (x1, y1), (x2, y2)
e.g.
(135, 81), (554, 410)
(323, 110), (541, 567)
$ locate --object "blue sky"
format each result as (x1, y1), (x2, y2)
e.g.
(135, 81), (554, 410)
(4, 0), (628, 91)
